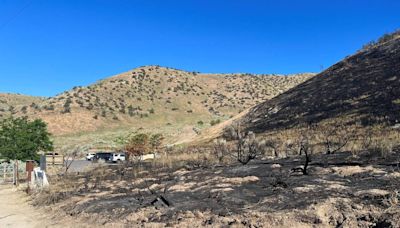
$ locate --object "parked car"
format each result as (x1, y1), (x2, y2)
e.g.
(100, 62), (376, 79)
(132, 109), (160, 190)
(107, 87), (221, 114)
(111, 153), (126, 163)
(93, 152), (113, 162)
(85, 153), (96, 161)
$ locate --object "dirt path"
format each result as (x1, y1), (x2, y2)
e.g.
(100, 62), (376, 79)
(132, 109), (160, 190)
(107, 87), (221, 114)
(0, 184), (48, 228)
(0, 184), (97, 228)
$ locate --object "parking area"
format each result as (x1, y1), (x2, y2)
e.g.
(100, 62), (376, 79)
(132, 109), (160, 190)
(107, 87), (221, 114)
(65, 159), (93, 172)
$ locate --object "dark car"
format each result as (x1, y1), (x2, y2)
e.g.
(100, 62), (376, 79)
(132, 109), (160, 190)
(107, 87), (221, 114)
(93, 152), (113, 162)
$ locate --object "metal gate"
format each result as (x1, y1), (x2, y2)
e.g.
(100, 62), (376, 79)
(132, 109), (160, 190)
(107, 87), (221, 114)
(0, 161), (26, 184)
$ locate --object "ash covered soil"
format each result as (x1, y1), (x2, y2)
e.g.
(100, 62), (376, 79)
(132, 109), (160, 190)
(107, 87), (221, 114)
(32, 151), (400, 228)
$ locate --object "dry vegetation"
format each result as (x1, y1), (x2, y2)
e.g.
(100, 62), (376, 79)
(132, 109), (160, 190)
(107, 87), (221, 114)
(0, 66), (313, 148)
(32, 138), (400, 227)
(0, 93), (44, 118)
(32, 117), (400, 227)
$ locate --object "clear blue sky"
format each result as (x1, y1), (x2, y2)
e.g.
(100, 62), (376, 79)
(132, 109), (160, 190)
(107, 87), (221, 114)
(0, 0), (399, 97)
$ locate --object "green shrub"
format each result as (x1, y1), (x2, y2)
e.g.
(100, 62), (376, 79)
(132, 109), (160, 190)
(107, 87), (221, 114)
(0, 117), (53, 161)
(210, 119), (221, 126)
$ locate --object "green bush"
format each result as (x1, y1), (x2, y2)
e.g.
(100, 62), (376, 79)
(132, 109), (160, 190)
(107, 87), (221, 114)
(0, 117), (53, 161)
(210, 119), (221, 126)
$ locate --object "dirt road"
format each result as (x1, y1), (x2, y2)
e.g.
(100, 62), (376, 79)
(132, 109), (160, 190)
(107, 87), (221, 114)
(0, 184), (96, 228)
(0, 184), (48, 228)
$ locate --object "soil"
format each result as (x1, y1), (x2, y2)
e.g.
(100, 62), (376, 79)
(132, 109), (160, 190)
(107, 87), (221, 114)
(0, 184), (47, 228)
(0, 184), (93, 228)
(31, 151), (400, 227)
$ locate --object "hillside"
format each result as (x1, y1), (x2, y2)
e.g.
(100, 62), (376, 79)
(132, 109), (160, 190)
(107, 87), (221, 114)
(0, 66), (313, 146)
(0, 93), (44, 118)
(237, 31), (400, 133)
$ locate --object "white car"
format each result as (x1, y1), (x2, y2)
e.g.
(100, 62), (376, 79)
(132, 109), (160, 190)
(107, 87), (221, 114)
(86, 153), (96, 161)
(112, 153), (126, 162)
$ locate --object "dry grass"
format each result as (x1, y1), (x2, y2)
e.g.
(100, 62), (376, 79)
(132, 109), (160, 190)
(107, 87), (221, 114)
(230, 122), (400, 159)
(0, 93), (44, 118)
(2, 66), (313, 148)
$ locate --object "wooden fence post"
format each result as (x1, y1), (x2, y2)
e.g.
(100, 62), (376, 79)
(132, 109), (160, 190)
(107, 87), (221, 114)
(3, 164), (6, 183)
(16, 160), (19, 186)
(13, 161), (16, 185)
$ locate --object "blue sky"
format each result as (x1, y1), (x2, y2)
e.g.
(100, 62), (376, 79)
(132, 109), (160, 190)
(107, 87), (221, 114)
(0, 0), (399, 97)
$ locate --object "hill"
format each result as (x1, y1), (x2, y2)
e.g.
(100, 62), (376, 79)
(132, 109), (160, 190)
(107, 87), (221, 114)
(238, 31), (400, 133)
(0, 93), (44, 118)
(1, 66), (313, 147)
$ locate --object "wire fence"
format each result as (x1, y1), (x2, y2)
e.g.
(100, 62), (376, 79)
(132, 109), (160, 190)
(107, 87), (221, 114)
(0, 161), (26, 184)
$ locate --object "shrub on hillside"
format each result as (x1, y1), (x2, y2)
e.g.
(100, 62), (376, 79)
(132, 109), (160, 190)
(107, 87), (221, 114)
(150, 133), (164, 152)
(62, 98), (72, 114)
(210, 119), (221, 126)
